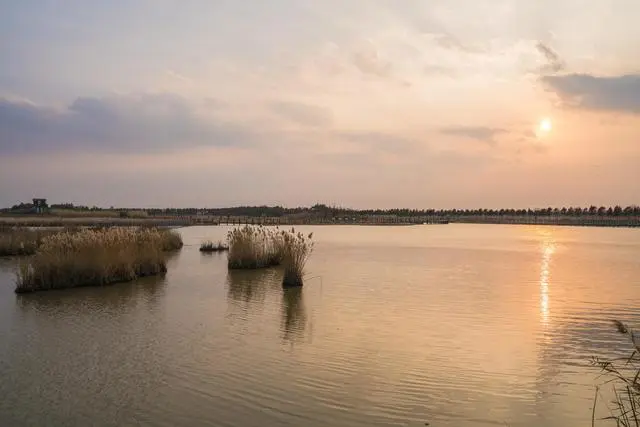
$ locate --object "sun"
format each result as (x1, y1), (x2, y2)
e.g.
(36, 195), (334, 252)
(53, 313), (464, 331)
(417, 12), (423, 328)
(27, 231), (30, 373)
(539, 118), (552, 133)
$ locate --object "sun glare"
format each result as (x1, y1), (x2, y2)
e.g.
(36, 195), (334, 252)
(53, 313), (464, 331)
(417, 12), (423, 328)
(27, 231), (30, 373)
(539, 118), (552, 133)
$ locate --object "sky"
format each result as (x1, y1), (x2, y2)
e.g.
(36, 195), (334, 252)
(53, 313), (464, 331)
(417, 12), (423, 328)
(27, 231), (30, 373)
(1, 0), (639, 209)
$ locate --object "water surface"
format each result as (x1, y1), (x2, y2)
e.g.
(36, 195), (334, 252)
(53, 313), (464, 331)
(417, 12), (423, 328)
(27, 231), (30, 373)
(1, 224), (639, 426)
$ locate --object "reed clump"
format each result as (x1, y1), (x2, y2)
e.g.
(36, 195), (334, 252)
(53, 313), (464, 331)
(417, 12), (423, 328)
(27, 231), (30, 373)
(0, 226), (181, 257)
(227, 225), (284, 269)
(226, 225), (314, 287)
(0, 227), (74, 256)
(199, 240), (229, 252)
(281, 229), (314, 287)
(15, 227), (181, 293)
(160, 228), (184, 251)
(591, 320), (640, 426)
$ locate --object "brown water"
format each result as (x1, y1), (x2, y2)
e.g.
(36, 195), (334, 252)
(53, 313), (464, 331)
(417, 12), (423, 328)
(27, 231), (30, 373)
(0, 224), (639, 427)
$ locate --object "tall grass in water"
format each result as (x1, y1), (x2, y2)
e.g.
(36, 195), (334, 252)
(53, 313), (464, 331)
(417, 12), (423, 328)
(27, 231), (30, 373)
(200, 240), (229, 252)
(227, 225), (284, 269)
(226, 225), (314, 286)
(15, 227), (182, 293)
(160, 228), (184, 251)
(591, 320), (640, 426)
(0, 226), (181, 256)
(281, 229), (313, 287)
(0, 227), (81, 256)
(0, 228), (54, 256)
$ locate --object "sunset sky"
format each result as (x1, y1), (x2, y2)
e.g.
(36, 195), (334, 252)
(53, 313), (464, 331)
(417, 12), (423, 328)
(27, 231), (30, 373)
(1, 0), (639, 208)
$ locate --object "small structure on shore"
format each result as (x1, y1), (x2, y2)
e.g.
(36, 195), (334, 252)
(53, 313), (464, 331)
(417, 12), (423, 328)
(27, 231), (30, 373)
(32, 198), (48, 214)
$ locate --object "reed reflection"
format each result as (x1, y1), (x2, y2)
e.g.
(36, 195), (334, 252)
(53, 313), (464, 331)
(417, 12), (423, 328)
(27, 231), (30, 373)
(225, 268), (278, 306)
(16, 274), (168, 316)
(280, 287), (307, 343)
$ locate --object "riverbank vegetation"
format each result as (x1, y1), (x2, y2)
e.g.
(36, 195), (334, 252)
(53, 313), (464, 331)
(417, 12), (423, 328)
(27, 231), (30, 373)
(199, 240), (229, 252)
(591, 320), (640, 426)
(15, 227), (182, 293)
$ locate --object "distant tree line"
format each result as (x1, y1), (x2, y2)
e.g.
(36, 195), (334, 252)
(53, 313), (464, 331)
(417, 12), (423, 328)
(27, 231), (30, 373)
(146, 204), (640, 218)
(4, 202), (105, 213)
(3, 202), (639, 218)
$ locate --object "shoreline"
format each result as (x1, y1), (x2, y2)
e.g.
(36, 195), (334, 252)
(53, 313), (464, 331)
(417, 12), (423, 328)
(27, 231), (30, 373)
(1, 215), (639, 228)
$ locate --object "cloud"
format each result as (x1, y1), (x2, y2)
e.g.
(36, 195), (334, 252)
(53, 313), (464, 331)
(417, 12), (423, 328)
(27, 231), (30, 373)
(440, 126), (506, 145)
(339, 131), (421, 154)
(542, 73), (640, 113)
(351, 43), (392, 78)
(431, 33), (485, 54)
(165, 70), (192, 84)
(535, 42), (565, 73)
(424, 64), (457, 77)
(270, 101), (333, 127)
(0, 94), (252, 154)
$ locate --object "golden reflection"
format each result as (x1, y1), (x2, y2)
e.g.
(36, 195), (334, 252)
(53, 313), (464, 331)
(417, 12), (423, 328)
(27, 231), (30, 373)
(281, 287), (307, 343)
(538, 230), (556, 325)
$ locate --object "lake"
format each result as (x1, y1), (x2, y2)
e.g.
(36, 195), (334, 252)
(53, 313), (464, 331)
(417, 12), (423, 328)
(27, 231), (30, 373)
(1, 224), (639, 426)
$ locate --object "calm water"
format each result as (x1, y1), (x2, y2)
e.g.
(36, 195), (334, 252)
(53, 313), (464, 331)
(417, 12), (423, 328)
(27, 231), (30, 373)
(1, 224), (639, 427)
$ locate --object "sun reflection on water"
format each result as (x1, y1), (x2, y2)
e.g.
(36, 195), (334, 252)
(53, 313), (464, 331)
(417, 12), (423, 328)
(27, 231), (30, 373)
(539, 233), (556, 325)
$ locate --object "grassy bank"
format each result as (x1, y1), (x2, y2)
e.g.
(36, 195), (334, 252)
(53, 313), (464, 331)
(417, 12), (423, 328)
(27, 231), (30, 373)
(15, 227), (182, 293)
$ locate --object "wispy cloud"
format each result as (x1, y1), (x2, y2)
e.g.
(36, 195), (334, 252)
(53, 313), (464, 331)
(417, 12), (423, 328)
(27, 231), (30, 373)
(351, 42), (392, 78)
(0, 94), (253, 155)
(270, 101), (333, 127)
(431, 33), (485, 54)
(165, 70), (192, 84)
(535, 42), (565, 73)
(440, 126), (506, 145)
(339, 131), (421, 155)
(542, 73), (640, 113)
(423, 64), (457, 77)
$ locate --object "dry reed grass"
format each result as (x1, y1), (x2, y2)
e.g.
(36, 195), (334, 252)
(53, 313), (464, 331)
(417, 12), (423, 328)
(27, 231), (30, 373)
(200, 240), (229, 252)
(160, 228), (184, 251)
(227, 225), (284, 269)
(226, 225), (314, 287)
(15, 227), (182, 293)
(0, 227), (73, 256)
(49, 209), (119, 218)
(0, 226), (181, 256)
(591, 320), (640, 426)
(281, 228), (313, 287)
